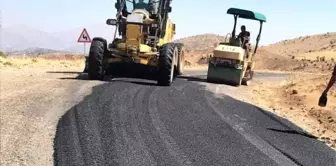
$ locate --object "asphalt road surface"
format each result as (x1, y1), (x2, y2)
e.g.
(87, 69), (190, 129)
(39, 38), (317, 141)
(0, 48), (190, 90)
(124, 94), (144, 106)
(54, 71), (336, 166)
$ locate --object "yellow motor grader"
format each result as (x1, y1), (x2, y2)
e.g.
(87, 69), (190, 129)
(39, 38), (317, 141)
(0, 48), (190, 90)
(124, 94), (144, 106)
(85, 0), (185, 86)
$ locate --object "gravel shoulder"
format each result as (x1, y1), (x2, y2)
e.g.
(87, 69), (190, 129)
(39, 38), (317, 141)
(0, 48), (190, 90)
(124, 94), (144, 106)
(0, 66), (103, 166)
(249, 72), (336, 149)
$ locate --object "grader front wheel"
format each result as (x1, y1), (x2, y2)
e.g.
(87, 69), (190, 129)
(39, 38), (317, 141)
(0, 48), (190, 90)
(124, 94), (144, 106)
(88, 37), (107, 80)
(157, 43), (178, 86)
(83, 56), (89, 73)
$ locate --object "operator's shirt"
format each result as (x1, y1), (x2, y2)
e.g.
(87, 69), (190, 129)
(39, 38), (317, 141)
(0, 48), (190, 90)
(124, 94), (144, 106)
(238, 31), (250, 43)
(238, 31), (251, 49)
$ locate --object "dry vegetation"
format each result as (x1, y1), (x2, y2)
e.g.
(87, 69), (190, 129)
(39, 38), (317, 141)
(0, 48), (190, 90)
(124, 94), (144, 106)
(0, 53), (85, 69)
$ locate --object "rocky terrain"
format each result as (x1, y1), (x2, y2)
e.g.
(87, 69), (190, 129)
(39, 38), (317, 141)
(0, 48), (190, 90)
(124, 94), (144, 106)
(249, 72), (336, 149)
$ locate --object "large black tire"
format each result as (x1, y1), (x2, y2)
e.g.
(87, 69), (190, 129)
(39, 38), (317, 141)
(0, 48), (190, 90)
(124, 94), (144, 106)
(157, 43), (177, 86)
(242, 69), (254, 86)
(83, 56), (88, 73)
(250, 70), (254, 80)
(88, 37), (107, 80)
(174, 43), (185, 75)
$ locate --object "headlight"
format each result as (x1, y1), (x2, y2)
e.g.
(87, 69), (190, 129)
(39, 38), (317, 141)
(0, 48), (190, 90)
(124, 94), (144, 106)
(234, 64), (243, 69)
(209, 57), (216, 63)
(106, 19), (118, 26)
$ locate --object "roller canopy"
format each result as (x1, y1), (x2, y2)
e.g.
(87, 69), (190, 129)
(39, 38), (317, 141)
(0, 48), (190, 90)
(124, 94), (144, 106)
(227, 8), (266, 22)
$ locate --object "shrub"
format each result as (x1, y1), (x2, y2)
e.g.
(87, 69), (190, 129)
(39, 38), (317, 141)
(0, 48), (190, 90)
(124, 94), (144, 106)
(0, 51), (7, 58)
(32, 58), (38, 63)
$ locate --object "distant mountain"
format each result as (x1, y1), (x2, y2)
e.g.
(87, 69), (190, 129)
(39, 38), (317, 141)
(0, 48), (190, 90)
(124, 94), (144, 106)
(2, 23), (116, 53)
(50, 22), (116, 53)
(3, 23), (227, 54)
(172, 33), (227, 64)
(7, 47), (70, 56)
(174, 33), (226, 53)
(2, 24), (65, 52)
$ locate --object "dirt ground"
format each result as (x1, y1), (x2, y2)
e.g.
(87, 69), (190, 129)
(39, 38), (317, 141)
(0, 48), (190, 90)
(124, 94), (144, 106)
(249, 72), (336, 150)
(0, 59), (104, 165)
(0, 55), (84, 68)
(250, 32), (336, 149)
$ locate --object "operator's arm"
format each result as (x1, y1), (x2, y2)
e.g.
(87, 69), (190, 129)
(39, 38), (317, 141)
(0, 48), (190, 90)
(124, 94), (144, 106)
(237, 32), (242, 38)
(143, 17), (155, 24)
(245, 31), (251, 40)
(324, 64), (336, 93)
(246, 31), (250, 36)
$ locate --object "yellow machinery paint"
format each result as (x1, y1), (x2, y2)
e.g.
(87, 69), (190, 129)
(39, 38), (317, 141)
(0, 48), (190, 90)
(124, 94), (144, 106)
(107, 17), (176, 67)
(86, 0), (185, 86)
(213, 45), (245, 61)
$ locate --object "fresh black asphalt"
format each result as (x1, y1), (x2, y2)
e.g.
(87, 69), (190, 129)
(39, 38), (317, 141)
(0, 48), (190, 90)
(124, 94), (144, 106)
(54, 72), (336, 166)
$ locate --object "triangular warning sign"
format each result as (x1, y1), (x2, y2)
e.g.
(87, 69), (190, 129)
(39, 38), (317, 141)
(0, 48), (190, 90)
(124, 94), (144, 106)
(77, 28), (91, 43)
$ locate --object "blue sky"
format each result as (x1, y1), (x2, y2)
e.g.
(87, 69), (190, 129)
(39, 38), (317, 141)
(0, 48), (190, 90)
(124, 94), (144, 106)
(1, 0), (336, 45)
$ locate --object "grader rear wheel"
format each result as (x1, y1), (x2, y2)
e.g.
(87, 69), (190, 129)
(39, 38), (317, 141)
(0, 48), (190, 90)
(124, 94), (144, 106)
(174, 43), (185, 75)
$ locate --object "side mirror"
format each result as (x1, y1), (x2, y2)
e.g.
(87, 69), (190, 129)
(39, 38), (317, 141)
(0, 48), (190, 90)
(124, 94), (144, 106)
(172, 24), (176, 34)
(106, 19), (118, 26)
(115, 2), (120, 10)
(167, 7), (172, 12)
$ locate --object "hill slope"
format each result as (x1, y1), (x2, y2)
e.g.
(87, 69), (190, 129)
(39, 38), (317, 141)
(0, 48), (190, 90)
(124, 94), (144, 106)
(174, 34), (226, 64)
(262, 32), (336, 56)
(255, 32), (336, 72)
(175, 32), (335, 72)
(2, 24), (65, 52)
(174, 34), (226, 52)
(2, 24), (115, 53)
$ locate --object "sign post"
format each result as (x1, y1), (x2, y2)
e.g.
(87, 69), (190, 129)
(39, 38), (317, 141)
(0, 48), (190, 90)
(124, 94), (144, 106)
(77, 28), (92, 56)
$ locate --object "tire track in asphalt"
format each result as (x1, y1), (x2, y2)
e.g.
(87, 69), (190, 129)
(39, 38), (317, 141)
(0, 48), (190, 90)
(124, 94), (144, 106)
(204, 91), (298, 166)
(54, 72), (336, 166)
(148, 87), (194, 166)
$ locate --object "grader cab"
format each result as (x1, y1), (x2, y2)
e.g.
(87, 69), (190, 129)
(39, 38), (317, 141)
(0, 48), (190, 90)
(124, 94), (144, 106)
(207, 8), (266, 86)
(85, 0), (185, 86)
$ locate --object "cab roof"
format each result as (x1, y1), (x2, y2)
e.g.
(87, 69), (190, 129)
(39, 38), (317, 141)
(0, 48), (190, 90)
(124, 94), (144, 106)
(227, 8), (266, 22)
